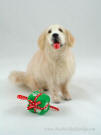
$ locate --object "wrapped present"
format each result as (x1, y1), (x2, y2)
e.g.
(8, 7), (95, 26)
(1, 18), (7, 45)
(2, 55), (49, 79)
(17, 90), (59, 115)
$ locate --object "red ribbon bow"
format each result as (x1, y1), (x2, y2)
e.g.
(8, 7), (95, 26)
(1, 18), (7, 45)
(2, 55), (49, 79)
(17, 93), (59, 112)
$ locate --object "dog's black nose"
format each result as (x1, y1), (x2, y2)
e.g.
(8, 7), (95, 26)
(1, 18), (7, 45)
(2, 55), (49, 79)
(52, 33), (59, 38)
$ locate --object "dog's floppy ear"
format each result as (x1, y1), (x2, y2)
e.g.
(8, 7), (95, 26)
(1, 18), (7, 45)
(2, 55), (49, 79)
(65, 29), (75, 47)
(38, 31), (46, 50)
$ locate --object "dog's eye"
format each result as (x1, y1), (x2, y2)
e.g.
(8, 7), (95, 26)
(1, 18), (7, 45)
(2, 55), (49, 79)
(58, 28), (63, 33)
(48, 30), (52, 34)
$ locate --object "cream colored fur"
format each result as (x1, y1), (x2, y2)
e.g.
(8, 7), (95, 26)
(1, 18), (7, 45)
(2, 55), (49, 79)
(9, 24), (75, 103)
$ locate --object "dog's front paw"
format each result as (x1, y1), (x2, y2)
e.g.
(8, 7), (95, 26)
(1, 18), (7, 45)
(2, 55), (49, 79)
(52, 96), (61, 103)
(63, 94), (72, 101)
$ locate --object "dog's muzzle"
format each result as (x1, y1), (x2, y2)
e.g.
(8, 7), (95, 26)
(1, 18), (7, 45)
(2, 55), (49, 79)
(52, 33), (60, 43)
(51, 33), (63, 49)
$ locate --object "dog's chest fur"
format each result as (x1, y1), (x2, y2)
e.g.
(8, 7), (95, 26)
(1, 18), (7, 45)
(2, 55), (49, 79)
(34, 49), (74, 88)
(48, 59), (68, 84)
(44, 52), (73, 85)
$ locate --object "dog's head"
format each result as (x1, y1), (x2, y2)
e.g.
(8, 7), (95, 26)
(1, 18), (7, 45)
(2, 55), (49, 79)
(38, 24), (75, 50)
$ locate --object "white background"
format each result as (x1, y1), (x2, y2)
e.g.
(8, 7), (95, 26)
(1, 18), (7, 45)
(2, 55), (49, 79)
(0, 0), (101, 135)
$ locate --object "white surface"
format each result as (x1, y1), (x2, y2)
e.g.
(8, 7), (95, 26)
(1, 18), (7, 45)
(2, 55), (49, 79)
(0, 0), (101, 134)
(0, 58), (101, 135)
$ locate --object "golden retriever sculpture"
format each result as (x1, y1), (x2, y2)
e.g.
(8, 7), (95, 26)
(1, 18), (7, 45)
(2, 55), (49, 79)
(9, 24), (75, 103)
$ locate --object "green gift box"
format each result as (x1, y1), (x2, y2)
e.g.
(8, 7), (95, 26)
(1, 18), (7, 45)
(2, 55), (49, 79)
(17, 90), (59, 115)
(28, 90), (50, 115)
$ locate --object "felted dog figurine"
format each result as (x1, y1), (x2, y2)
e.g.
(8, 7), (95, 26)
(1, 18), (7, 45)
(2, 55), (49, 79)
(9, 24), (75, 103)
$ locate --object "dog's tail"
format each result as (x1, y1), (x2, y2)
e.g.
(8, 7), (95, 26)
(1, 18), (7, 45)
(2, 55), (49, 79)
(9, 71), (27, 86)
